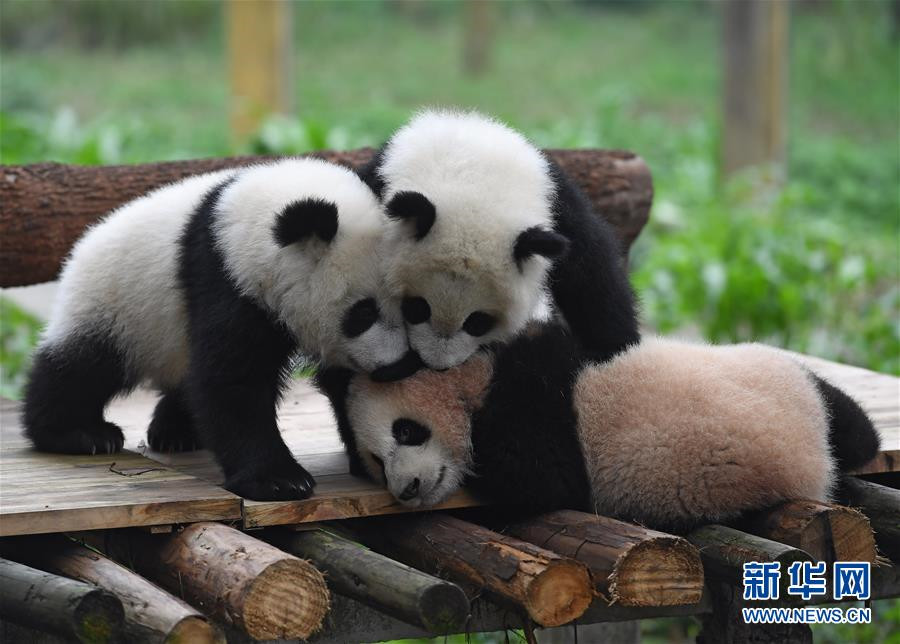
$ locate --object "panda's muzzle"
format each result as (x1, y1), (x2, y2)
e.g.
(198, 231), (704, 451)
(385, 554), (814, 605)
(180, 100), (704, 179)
(369, 350), (424, 382)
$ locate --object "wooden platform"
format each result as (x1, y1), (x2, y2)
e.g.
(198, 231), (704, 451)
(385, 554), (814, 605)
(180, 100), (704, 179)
(2, 353), (897, 537)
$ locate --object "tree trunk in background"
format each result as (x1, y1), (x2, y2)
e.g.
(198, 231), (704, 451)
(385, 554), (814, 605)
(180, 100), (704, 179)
(227, 0), (293, 143)
(463, 0), (493, 75)
(722, 0), (789, 180)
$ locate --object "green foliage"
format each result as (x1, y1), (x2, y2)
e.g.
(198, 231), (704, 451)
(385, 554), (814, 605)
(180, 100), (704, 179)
(0, 298), (42, 400)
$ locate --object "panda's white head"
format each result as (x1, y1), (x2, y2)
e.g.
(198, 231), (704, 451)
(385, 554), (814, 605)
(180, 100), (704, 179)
(345, 353), (493, 507)
(214, 158), (417, 380)
(377, 110), (569, 370)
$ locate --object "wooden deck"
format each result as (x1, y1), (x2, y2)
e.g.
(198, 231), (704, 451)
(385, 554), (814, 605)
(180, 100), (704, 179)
(2, 352), (897, 537)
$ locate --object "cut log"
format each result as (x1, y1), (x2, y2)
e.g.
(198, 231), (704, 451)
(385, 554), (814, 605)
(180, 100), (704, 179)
(688, 524), (813, 598)
(266, 528), (469, 634)
(746, 500), (877, 564)
(349, 514), (593, 627)
(837, 477), (900, 561)
(83, 522), (329, 640)
(8, 535), (223, 643)
(504, 510), (703, 607)
(0, 149), (652, 287)
(0, 557), (124, 643)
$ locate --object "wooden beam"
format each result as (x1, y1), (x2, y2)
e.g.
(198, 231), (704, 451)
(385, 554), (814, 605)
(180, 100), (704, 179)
(0, 149), (652, 287)
(0, 557), (124, 643)
(722, 0), (789, 179)
(462, 0), (493, 75)
(266, 528), (469, 634)
(82, 523), (329, 641)
(837, 477), (900, 561)
(6, 535), (224, 643)
(226, 0), (293, 142)
(349, 514), (594, 627)
(504, 510), (704, 607)
(747, 500), (877, 564)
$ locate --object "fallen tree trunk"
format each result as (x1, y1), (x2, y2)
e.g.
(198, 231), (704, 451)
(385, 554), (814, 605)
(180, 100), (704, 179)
(0, 149), (652, 286)
(82, 522), (329, 641)
(837, 477), (900, 561)
(746, 500), (877, 564)
(0, 557), (124, 643)
(348, 514), (593, 627)
(266, 528), (469, 634)
(505, 510), (703, 607)
(9, 535), (223, 643)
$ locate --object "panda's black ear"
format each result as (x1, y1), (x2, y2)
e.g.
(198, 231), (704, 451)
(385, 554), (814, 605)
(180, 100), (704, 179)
(386, 191), (435, 241)
(273, 198), (339, 247)
(513, 227), (570, 266)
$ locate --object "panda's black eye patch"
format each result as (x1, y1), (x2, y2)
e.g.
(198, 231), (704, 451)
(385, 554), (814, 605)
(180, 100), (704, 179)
(462, 311), (496, 337)
(401, 296), (431, 325)
(342, 298), (379, 338)
(392, 418), (431, 446)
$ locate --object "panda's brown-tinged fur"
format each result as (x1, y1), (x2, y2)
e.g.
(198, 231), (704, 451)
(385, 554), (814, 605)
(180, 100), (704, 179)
(329, 322), (880, 532)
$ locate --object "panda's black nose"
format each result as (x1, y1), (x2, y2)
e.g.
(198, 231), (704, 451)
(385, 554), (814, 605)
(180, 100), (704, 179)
(399, 478), (420, 501)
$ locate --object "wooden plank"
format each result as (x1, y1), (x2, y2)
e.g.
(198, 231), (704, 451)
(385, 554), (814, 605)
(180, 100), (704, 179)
(0, 400), (240, 537)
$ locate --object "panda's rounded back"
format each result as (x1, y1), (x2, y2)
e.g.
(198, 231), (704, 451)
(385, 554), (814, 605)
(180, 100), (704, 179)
(572, 338), (835, 530)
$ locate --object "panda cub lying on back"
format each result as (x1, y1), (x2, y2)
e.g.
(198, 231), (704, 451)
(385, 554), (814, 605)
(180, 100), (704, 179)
(24, 159), (416, 501)
(322, 322), (880, 532)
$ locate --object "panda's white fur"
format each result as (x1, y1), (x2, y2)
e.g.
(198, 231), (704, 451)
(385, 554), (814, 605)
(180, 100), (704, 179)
(44, 169), (238, 388)
(44, 159), (405, 386)
(337, 333), (854, 528)
(375, 110), (559, 369)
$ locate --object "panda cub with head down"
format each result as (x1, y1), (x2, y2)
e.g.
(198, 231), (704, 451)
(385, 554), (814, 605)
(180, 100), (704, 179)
(330, 322), (880, 532)
(360, 109), (640, 370)
(24, 159), (416, 501)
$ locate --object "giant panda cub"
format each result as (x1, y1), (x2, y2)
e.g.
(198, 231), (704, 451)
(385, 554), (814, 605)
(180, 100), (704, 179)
(24, 158), (417, 501)
(360, 109), (640, 370)
(326, 322), (880, 532)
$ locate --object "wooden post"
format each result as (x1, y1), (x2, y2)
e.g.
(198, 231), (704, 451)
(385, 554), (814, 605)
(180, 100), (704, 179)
(349, 515), (594, 627)
(462, 0), (493, 75)
(747, 500), (878, 564)
(266, 528), (469, 634)
(505, 510), (704, 607)
(227, 0), (293, 142)
(8, 535), (224, 643)
(837, 477), (900, 561)
(0, 558), (124, 643)
(722, 0), (789, 179)
(84, 523), (329, 641)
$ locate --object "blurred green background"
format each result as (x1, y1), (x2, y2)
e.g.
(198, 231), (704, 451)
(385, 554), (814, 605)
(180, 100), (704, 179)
(0, 1), (898, 641)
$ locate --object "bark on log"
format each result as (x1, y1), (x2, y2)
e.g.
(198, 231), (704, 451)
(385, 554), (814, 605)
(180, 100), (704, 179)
(348, 514), (593, 627)
(266, 528), (469, 634)
(0, 149), (652, 287)
(688, 524), (813, 598)
(504, 510), (703, 607)
(837, 477), (900, 562)
(0, 557), (124, 643)
(746, 500), (878, 564)
(8, 535), (223, 644)
(83, 522), (329, 641)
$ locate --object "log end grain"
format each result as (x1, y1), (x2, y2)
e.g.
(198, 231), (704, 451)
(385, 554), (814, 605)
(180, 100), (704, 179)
(242, 558), (330, 641)
(165, 616), (226, 644)
(72, 589), (126, 643)
(523, 559), (593, 628)
(826, 505), (877, 564)
(416, 581), (471, 634)
(608, 537), (704, 607)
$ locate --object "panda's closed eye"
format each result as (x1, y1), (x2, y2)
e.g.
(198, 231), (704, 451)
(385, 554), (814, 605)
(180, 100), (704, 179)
(392, 418), (431, 446)
(462, 311), (496, 337)
(402, 296), (431, 325)
(342, 298), (380, 338)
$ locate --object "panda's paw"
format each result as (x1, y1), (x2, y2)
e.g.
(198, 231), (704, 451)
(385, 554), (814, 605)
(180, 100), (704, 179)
(29, 421), (125, 455)
(147, 417), (201, 453)
(224, 461), (317, 501)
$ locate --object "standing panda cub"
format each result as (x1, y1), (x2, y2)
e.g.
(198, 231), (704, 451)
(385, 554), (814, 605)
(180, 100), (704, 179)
(324, 323), (880, 532)
(361, 109), (640, 370)
(24, 159), (416, 501)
